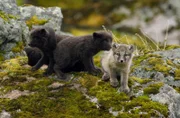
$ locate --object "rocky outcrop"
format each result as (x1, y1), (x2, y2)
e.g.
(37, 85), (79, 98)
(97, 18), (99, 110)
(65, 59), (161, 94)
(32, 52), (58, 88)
(131, 48), (180, 87)
(151, 84), (180, 118)
(0, 0), (63, 60)
(19, 5), (63, 33)
(131, 48), (180, 117)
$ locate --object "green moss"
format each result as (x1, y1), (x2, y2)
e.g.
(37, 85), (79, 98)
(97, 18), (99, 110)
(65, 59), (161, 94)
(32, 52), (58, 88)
(0, 52), (5, 61)
(132, 53), (162, 72)
(175, 69), (180, 78)
(148, 57), (171, 74)
(77, 73), (100, 89)
(0, 10), (18, 22)
(148, 57), (164, 65)
(164, 45), (180, 50)
(93, 52), (102, 68)
(117, 112), (150, 118)
(174, 87), (180, 93)
(154, 64), (171, 74)
(89, 81), (130, 111)
(12, 41), (24, 53)
(123, 95), (168, 117)
(111, 13), (127, 23)
(143, 82), (164, 95)
(26, 16), (48, 29)
(131, 76), (152, 84)
(133, 54), (161, 66)
(1, 87), (112, 118)
(0, 56), (44, 78)
(17, 78), (54, 92)
(166, 60), (174, 66)
(0, 55), (169, 117)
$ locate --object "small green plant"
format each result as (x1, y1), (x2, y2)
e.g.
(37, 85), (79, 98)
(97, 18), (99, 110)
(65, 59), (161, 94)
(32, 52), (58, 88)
(12, 41), (24, 53)
(26, 16), (48, 29)
(0, 10), (18, 22)
(144, 82), (164, 95)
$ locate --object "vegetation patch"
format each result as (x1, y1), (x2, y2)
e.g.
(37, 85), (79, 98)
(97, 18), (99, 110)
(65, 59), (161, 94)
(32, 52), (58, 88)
(76, 72), (100, 89)
(175, 69), (180, 79)
(163, 45), (180, 50)
(131, 76), (152, 84)
(0, 10), (18, 22)
(0, 55), (169, 118)
(123, 95), (168, 117)
(143, 82), (164, 95)
(148, 57), (171, 74)
(0, 52), (5, 61)
(174, 87), (180, 93)
(25, 16), (48, 29)
(11, 42), (24, 53)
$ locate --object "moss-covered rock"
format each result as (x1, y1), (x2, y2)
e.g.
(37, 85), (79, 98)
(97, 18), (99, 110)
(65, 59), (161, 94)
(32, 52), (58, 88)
(25, 16), (48, 29)
(0, 10), (18, 22)
(143, 82), (164, 95)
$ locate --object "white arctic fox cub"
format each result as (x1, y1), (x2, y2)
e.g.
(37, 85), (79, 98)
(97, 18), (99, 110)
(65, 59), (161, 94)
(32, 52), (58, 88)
(101, 43), (134, 93)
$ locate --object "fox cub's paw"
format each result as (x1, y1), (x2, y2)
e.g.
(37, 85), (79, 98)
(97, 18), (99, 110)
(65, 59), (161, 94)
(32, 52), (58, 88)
(110, 79), (119, 87)
(102, 73), (110, 81)
(119, 86), (130, 94)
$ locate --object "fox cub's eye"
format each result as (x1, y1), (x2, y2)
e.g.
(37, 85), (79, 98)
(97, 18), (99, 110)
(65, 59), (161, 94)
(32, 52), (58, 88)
(114, 53), (120, 56)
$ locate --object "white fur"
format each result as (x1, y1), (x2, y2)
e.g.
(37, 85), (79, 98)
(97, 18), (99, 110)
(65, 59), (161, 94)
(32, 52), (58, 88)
(101, 44), (134, 93)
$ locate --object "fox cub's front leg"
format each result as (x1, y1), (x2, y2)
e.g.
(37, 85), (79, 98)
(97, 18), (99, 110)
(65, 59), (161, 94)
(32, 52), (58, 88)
(119, 71), (130, 93)
(109, 71), (119, 87)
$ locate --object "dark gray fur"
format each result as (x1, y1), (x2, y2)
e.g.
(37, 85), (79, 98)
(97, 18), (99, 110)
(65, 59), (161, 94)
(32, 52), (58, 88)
(53, 31), (113, 80)
(28, 26), (57, 76)
(25, 33), (71, 74)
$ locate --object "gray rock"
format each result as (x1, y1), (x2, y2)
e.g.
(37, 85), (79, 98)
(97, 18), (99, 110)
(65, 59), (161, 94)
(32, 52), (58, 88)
(141, 14), (177, 44)
(151, 84), (180, 118)
(130, 66), (157, 79)
(0, 110), (11, 118)
(154, 48), (180, 59)
(19, 5), (63, 33)
(131, 49), (180, 87)
(0, 0), (63, 60)
(153, 72), (164, 81)
(0, 0), (19, 15)
(0, 90), (33, 100)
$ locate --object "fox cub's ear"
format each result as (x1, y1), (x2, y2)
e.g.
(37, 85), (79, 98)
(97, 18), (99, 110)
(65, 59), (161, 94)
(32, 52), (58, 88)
(112, 43), (118, 50)
(129, 45), (135, 53)
(40, 28), (48, 37)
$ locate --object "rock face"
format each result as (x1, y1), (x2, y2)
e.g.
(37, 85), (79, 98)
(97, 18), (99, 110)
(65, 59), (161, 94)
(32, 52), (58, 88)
(131, 48), (180, 117)
(0, 0), (19, 15)
(19, 6), (63, 33)
(0, 110), (11, 118)
(151, 84), (180, 118)
(131, 48), (180, 87)
(0, 0), (63, 60)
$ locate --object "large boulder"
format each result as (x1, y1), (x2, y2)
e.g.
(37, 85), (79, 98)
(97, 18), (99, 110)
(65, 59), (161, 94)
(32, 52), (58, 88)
(0, 0), (63, 60)
(151, 84), (180, 118)
(130, 48), (180, 118)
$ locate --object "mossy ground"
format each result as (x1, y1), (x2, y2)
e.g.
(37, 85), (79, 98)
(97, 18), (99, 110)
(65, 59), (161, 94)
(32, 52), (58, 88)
(0, 56), (168, 118)
(11, 42), (25, 53)
(143, 82), (164, 95)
